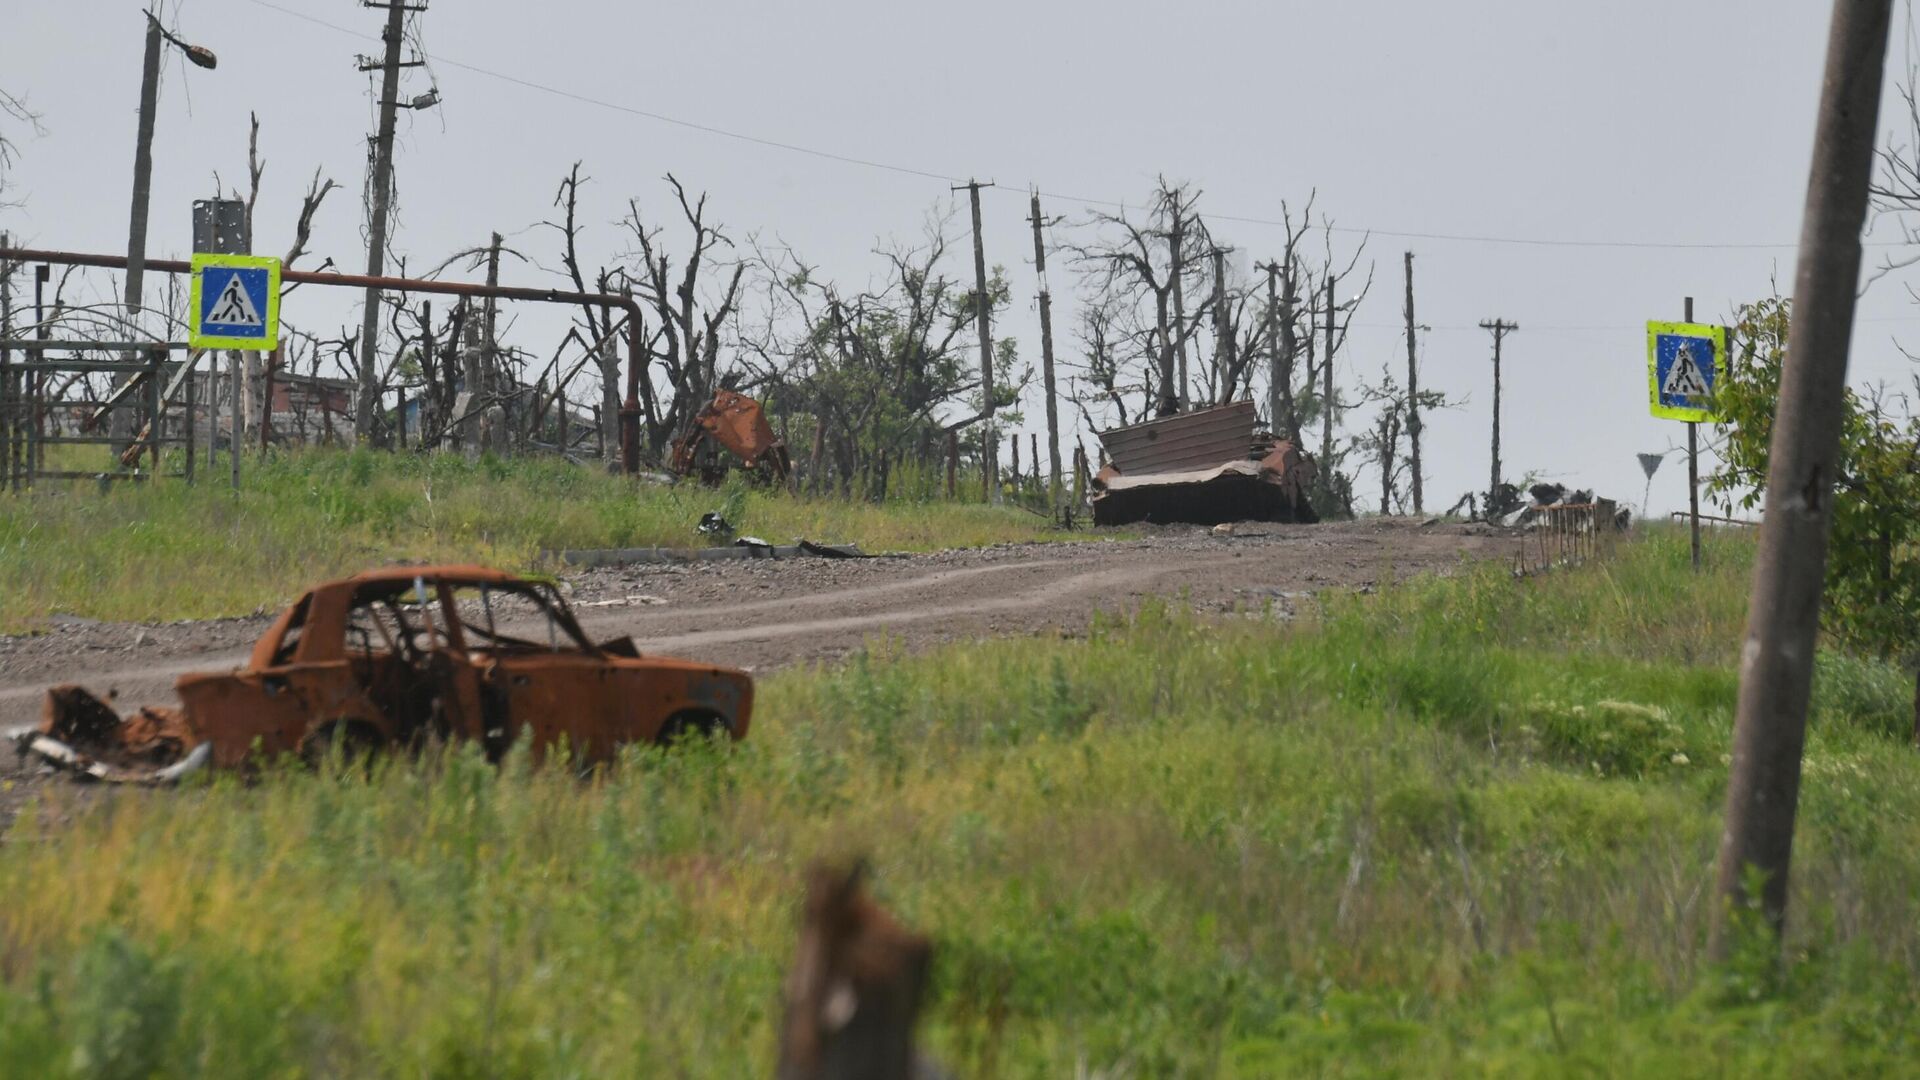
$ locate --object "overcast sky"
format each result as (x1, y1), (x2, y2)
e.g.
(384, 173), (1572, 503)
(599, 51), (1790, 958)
(5, 0), (1919, 516)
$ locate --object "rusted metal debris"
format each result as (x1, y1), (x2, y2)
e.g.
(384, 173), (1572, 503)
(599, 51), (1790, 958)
(670, 389), (792, 485)
(9, 566), (753, 783)
(1091, 403), (1319, 526)
(778, 859), (941, 1080)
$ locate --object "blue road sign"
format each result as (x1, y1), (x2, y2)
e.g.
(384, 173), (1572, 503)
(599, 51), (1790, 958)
(190, 253), (281, 351)
(1645, 321), (1726, 422)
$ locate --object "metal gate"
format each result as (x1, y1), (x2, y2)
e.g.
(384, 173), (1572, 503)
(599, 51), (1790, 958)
(0, 339), (207, 490)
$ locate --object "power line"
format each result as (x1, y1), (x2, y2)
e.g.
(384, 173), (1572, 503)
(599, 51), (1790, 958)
(241, 0), (1913, 253)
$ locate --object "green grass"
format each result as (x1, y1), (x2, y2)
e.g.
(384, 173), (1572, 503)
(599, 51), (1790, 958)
(0, 448), (1076, 631)
(0, 527), (1916, 1076)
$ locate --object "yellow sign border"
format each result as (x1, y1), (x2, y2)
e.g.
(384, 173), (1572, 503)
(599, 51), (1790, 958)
(1646, 321), (1727, 423)
(190, 253), (281, 351)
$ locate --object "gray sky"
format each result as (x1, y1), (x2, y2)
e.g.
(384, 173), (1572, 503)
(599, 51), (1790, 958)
(5, 0), (1918, 516)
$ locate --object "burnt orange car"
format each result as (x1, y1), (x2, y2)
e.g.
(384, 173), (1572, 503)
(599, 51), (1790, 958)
(14, 566), (752, 781)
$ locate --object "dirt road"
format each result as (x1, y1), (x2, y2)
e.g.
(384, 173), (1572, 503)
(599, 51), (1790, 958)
(0, 519), (1506, 735)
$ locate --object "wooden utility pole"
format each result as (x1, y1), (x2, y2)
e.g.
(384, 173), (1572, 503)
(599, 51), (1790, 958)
(954, 180), (997, 500)
(353, 0), (420, 443)
(1271, 259), (1299, 441)
(482, 231), (502, 397)
(1029, 192), (1063, 505)
(1404, 252), (1424, 515)
(1170, 203), (1189, 411)
(1712, 0), (1893, 957)
(1211, 246), (1232, 402)
(1257, 261), (1281, 434)
(1322, 278), (1337, 465)
(1479, 319), (1518, 505)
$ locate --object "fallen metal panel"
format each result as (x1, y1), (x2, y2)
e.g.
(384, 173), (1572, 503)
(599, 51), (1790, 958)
(1097, 401), (1258, 475)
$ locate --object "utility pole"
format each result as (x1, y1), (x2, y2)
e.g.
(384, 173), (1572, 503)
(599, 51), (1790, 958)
(1029, 192), (1062, 506)
(125, 14), (165, 320)
(1479, 319), (1518, 506)
(1322, 278), (1337, 466)
(122, 10), (214, 448)
(482, 231), (502, 397)
(953, 179), (996, 500)
(1712, 0), (1892, 958)
(1271, 259), (1298, 441)
(1211, 246), (1232, 404)
(1257, 262), (1280, 434)
(1404, 252), (1424, 515)
(1170, 203), (1189, 412)
(354, 0), (426, 444)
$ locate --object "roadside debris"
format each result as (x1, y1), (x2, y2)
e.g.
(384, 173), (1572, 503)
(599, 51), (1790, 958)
(671, 389), (793, 486)
(558, 541), (871, 568)
(1503, 483), (1632, 531)
(1089, 401), (1319, 526)
(10, 566), (754, 782)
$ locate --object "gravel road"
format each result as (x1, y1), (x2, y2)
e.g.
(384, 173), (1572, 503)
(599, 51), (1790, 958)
(0, 519), (1507, 736)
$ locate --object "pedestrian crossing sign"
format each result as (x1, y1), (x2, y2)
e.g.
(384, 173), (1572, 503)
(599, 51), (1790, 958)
(190, 253), (281, 351)
(1646, 321), (1726, 422)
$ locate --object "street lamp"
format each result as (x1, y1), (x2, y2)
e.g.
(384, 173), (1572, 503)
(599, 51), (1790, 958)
(125, 10), (216, 315)
(157, 20), (218, 70)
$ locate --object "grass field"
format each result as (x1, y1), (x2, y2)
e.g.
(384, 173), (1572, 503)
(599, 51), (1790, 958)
(0, 527), (1916, 1076)
(0, 448), (1071, 632)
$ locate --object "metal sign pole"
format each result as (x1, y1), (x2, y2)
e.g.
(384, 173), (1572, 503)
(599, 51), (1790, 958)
(1685, 296), (1700, 571)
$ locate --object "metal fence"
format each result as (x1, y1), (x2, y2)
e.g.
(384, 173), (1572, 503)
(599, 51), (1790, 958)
(0, 339), (203, 490)
(1511, 502), (1623, 576)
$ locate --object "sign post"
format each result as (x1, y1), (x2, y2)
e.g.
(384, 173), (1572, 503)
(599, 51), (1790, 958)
(1646, 303), (1727, 571)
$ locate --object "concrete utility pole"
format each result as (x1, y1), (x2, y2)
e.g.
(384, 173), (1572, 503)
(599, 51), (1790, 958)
(954, 179), (997, 500)
(1404, 252), (1424, 515)
(1479, 319), (1518, 504)
(1323, 278), (1337, 466)
(1029, 192), (1063, 506)
(353, 0), (422, 443)
(1712, 0), (1893, 958)
(123, 10), (214, 446)
(125, 15), (165, 319)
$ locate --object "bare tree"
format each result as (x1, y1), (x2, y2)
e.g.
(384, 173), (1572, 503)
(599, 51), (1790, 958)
(1069, 177), (1213, 420)
(1352, 363), (1454, 515)
(545, 162), (634, 465)
(0, 88), (44, 210)
(622, 175), (746, 456)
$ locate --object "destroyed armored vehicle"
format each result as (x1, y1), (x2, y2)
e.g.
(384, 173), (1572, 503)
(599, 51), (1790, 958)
(12, 566), (753, 782)
(1090, 401), (1319, 526)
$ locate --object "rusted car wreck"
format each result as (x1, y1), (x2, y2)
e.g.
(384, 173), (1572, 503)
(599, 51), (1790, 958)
(12, 566), (753, 782)
(1090, 401), (1319, 526)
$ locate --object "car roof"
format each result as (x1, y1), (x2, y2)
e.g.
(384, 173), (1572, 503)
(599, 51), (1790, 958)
(291, 565), (541, 608)
(339, 564), (528, 587)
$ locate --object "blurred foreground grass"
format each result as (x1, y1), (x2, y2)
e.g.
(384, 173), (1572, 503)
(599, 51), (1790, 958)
(1, 527), (1916, 1076)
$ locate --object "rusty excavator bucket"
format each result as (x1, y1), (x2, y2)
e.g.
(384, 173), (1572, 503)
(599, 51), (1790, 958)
(670, 389), (792, 486)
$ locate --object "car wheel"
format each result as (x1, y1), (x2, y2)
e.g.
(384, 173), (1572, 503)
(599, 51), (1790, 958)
(301, 720), (385, 774)
(655, 710), (728, 748)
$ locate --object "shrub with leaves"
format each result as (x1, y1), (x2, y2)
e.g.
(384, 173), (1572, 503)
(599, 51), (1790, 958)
(1711, 297), (1920, 675)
